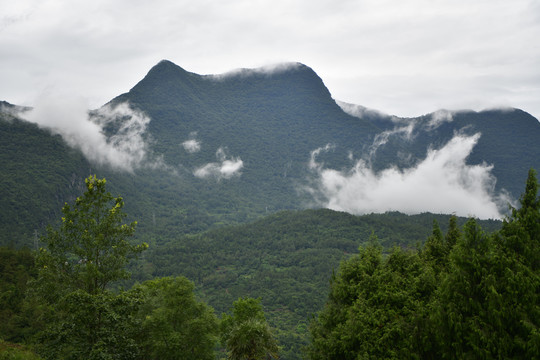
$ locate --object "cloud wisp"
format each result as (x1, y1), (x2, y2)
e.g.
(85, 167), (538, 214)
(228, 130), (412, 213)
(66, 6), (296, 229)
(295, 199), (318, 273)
(194, 147), (244, 180)
(21, 94), (161, 172)
(182, 132), (201, 153)
(306, 132), (510, 220)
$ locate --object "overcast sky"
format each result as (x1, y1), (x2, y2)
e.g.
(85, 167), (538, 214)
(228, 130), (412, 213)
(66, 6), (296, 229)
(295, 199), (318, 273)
(1, 0), (539, 119)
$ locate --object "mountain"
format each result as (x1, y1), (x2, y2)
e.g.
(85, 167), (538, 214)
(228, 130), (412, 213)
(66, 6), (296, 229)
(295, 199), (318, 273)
(108, 60), (383, 210)
(1, 61), (539, 359)
(0, 107), (91, 245)
(1, 60), (539, 247)
(340, 103), (540, 198)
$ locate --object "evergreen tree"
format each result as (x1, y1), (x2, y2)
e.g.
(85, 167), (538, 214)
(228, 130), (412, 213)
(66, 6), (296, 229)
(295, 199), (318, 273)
(308, 168), (539, 359)
(432, 169), (539, 358)
(307, 242), (429, 360)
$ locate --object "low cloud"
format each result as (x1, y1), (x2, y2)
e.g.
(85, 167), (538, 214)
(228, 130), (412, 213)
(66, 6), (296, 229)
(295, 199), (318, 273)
(306, 133), (510, 220)
(427, 110), (454, 130)
(182, 132), (201, 153)
(336, 100), (392, 120)
(21, 93), (161, 172)
(368, 122), (416, 159)
(209, 62), (304, 81)
(194, 147), (243, 180)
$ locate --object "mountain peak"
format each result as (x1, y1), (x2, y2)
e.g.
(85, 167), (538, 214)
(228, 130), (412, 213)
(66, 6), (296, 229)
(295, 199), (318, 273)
(143, 59), (196, 81)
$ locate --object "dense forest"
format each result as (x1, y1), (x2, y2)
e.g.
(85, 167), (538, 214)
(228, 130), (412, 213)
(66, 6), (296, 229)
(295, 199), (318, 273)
(0, 169), (538, 359)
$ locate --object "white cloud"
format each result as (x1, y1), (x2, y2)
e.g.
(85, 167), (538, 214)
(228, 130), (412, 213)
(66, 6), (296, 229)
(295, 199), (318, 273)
(194, 147), (243, 180)
(368, 122), (416, 159)
(427, 110), (454, 130)
(182, 139), (201, 153)
(209, 62), (304, 80)
(306, 133), (511, 219)
(21, 93), (161, 172)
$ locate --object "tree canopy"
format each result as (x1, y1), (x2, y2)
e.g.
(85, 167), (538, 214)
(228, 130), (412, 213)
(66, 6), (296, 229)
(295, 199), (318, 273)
(308, 169), (540, 359)
(220, 297), (279, 360)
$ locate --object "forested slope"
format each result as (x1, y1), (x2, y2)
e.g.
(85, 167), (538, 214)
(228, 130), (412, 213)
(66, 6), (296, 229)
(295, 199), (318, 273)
(136, 209), (501, 358)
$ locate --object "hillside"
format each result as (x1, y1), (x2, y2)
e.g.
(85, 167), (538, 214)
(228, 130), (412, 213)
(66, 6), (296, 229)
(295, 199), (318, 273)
(1, 59), (539, 247)
(135, 209), (502, 359)
(0, 111), (91, 245)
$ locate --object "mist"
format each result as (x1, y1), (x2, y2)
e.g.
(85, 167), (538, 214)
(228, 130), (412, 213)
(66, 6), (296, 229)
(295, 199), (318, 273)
(21, 93), (159, 172)
(194, 147), (244, 180)
(307, 132), (511, 220)
(181, 132), (202, 154)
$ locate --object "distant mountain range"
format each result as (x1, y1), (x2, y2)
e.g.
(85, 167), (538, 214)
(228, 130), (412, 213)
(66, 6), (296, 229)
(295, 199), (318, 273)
(1, 60), (539, 246)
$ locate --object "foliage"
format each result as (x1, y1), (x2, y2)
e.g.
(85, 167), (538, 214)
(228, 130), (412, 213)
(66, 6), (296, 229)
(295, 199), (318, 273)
(132, 276), (219, 360)
(0, 340), (42, 360)
(307, 240), (432, 360)
(0, 113), (91, 248)
(430, 169), (540, 358)
(139, 209), (499, 359)
(0, 247), (36, 342)
(307, 170), (540, 359)
(26, 176), (148, 359)
(34, 290), (142, 360)
(220, 297), (279, 360)
(34, 175), (147, 297)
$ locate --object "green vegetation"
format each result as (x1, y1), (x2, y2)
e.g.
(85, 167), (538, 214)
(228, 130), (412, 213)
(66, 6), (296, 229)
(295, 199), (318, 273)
(132, 277), (219, 360)
(27, 176), (148, 359)
(1, 60), (539, 359)
(138, 209), (500, 358)
(0, 171), (537, 359)
(307, 169), (539, 359)
(220, 297), (278, 360)
(0, 247), (36, 343)
(0, 340), (42, 360)
(2, 61), (539, 250)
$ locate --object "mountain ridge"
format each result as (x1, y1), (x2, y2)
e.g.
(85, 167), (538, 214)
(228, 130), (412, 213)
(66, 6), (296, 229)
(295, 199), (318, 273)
(1, 60), (539, 246)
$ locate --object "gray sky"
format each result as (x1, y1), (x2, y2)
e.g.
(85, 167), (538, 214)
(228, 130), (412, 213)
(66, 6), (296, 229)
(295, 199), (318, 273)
(1, 0), (539, 119)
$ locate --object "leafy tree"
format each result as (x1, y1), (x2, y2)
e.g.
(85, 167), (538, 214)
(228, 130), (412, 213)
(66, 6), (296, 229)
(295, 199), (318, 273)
(444, 215), (461, 252)
(34, 175), (147, 298)
(36, 290), (142, 360)
(133, 276), (219, 360)
(0, 246), (36, 342)
(27, 175), (148, 359)
(307, 170), (540, 360)
(220, 297), (279, 360)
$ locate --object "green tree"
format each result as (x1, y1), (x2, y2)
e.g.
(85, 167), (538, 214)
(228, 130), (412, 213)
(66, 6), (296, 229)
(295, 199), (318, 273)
(501, 168), (540, 270)
(307, 240), (433, 360)
(133, 276), (219, 360)
(37, 290), (142, 360)
(444, 215), (461, 252)
(27, 175), (147, 359)
(0, 246), (36, 342)
(431, 169), (540, 358)
(422, 220), (446, 270)
(220, 297), (279, 360)
(35, 175), (147, 298)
